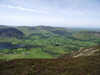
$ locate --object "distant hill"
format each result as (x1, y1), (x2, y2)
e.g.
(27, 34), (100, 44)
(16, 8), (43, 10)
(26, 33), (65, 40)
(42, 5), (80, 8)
(17, 26), (72, 36)
(0, 27), (24, 38)
(72, 31), (100, 41)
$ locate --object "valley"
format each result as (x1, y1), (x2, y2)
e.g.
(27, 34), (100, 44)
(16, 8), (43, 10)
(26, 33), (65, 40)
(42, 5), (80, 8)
(0, 26), (100, 59)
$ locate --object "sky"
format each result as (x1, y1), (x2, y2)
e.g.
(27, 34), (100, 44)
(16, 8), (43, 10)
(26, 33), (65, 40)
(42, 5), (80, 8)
(0, 0), (100, 28)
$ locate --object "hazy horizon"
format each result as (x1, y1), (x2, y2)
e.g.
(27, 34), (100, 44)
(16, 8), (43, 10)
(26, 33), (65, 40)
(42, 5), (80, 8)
(0, 0), (100, 28)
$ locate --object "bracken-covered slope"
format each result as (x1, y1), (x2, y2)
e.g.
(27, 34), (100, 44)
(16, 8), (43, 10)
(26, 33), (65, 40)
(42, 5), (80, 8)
(0, 46), (100, 75)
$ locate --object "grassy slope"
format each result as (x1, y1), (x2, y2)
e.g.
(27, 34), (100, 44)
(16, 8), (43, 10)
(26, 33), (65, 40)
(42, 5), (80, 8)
(0, 48), (53, 60)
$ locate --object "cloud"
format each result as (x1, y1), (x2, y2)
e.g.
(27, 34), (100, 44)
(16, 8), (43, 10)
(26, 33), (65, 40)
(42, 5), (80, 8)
(0, 0), (100, 27)
(0, 4), (48, 14)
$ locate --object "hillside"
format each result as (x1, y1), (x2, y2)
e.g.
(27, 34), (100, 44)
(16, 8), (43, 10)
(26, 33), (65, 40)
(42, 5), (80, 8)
(0, 27), (24, 38)
(0, 25), (100, 75)
(72, 31), (100, 41)
(0, 46), (100, 75)
(0, 25), (100, 59)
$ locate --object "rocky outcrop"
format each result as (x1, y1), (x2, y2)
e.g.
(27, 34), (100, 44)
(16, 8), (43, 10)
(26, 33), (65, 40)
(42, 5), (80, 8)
(73, 47), (100, 57)
(60, 46), (100, 58)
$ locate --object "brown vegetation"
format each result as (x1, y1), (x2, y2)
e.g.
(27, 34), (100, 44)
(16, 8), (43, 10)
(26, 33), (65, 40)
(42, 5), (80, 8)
(0, 55), (100, 75)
